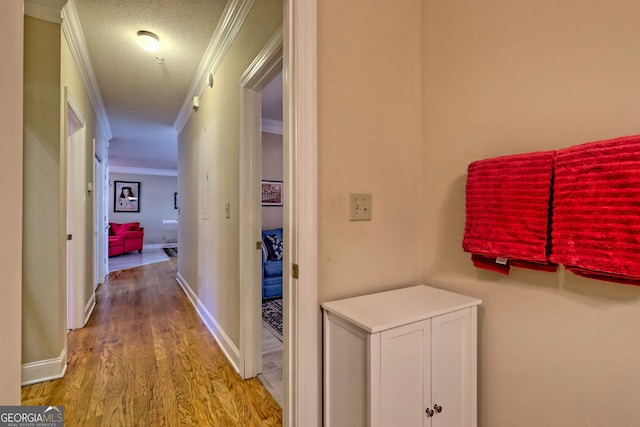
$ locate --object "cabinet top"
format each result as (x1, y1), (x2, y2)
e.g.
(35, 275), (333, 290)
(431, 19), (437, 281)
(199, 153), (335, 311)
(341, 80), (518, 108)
(321, 285), (481, 333)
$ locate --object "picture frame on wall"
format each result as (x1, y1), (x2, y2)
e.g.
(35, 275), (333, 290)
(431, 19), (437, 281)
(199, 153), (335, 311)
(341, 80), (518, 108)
(261, 180), (283, 206)
(114, 181), (140, 212)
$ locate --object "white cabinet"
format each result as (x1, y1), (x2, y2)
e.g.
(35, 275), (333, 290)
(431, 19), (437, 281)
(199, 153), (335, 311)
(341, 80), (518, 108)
(322, 285), (481, 427)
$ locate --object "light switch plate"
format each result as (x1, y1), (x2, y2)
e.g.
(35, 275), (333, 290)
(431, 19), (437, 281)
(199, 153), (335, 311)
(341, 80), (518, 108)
(349, 193), (372, 221)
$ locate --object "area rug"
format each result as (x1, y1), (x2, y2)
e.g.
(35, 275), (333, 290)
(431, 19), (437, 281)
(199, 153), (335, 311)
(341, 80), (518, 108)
(262, 298), (283, 342)
(163, 247), (178, 257)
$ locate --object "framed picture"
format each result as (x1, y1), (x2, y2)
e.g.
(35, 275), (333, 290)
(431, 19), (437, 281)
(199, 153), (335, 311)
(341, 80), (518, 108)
(114, 181), (140, 212)
(174, 192), (178, 209)
(262, 180), (283, 206)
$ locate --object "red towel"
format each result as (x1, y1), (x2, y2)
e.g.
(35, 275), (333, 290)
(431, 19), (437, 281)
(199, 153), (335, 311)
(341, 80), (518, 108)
(550, 134), (640, 285)
(463, 151), (557, 274)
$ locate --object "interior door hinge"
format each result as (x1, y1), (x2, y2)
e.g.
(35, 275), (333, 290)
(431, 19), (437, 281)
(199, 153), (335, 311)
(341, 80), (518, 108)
(292, 263), (299, 279)
(256, 241), (263, 250)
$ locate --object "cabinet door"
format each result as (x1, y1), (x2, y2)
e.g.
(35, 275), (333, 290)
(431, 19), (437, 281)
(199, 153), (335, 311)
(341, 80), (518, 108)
(380, 320), (431, 427)
(431, 309), (472, 427)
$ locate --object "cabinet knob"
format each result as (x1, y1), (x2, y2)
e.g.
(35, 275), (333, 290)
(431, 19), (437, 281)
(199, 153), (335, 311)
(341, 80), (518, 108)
(434, 404), (443, 413)
(425, 408), (434, 417)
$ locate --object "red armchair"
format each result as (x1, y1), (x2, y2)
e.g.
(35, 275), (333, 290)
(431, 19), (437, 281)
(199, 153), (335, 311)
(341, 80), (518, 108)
(108, 222), (144, 257)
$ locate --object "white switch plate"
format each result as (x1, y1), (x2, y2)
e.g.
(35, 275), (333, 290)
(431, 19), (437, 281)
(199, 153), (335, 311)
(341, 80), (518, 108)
(349, 193), (372, 221)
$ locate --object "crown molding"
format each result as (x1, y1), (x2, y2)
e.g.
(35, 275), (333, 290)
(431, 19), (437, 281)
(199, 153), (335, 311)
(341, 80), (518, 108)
(61, 0), (113, 140)
(173, 0), (256, 133)
(109, 165), (177, 177)
(239, 25), (283, 87)
(24, 0), (66, 23)
(262, 118), (283, 135)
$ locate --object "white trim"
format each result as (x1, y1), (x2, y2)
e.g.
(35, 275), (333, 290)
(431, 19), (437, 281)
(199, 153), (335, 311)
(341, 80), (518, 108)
(175, 273), (240, 372)
(109, 165), (178, 177)
(284, 0), (319, 425)
(173, 0), (256, 133)
(240, 26), (283, 85)
(66, 89), (86, 128)
(262, 118), (283, 135)
(21, 349), (67, 386)
(143, 243), (178, 249)
(24, 0), (65, 23)
(239, 26), (284, 380)
(61, 0), (113, 140)
(83, 291), (96, 326)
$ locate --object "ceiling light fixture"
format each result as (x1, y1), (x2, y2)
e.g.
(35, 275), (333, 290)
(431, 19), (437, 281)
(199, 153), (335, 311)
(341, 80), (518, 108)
(136, 30), (160, 52)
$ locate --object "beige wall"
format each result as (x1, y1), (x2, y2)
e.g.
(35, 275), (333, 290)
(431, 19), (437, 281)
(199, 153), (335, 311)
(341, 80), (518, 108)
(178, 0), (283, 346)
(318, 0), (640, 425)
(317, 0), (424, 303)
(21, 11), (102, 373)
(22, 16), (64, 364)
(262, 131), (283, 230)
(0, 0), (23, 404)
(422, 1), (640, 426)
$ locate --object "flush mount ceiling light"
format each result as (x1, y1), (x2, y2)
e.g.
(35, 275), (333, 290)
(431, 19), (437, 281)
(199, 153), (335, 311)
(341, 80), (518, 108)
(136, 30), (160, 52)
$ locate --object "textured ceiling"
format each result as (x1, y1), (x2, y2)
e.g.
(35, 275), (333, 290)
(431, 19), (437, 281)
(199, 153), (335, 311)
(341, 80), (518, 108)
(74, 0), (227, 171)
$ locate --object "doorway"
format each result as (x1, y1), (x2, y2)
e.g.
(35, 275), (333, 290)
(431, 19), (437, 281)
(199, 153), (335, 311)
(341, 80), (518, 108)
(258, 71), (284, 404)
(239, 28), (283, 384)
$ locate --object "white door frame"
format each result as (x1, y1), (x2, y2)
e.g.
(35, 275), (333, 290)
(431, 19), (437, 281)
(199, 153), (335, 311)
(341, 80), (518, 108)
(65, 88), (87, 330)
(94, 151), (107, 287)
(284, 0), (319, 425)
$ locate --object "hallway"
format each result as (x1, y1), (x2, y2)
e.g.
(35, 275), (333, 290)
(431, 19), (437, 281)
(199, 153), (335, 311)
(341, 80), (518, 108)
(21, 259), (282, 426)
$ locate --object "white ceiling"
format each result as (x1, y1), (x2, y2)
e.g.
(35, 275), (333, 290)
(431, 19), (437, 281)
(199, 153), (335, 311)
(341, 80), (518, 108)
(72, 0), (282, 172)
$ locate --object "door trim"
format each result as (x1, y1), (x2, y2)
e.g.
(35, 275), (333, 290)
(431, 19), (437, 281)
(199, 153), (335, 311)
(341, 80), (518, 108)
(284, 0), (319, 425)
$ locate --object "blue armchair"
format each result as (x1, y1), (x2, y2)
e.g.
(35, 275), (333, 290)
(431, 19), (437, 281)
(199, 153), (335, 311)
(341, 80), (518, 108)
(262, 228), (283, 300)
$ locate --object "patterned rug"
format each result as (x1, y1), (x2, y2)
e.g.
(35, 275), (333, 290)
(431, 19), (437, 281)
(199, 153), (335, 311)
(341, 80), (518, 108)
(163, 247), (178, 257)
(262, 298), (282, 342)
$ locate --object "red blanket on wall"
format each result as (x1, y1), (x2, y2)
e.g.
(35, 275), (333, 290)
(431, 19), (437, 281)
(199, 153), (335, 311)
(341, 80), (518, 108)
(463, 150), (557, 274)
(549, 134), (640, 285)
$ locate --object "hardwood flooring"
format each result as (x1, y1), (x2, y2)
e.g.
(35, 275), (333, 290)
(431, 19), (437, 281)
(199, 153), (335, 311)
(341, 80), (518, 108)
(21, 259), (282, 426)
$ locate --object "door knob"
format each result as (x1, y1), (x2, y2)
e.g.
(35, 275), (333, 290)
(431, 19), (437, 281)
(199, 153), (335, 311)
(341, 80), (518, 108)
(425, 408), (434, 417)
(434, 404), (443, 413)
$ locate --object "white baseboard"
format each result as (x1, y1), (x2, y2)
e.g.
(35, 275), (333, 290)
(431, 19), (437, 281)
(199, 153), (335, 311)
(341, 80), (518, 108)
(83, 292), (96, 326)
(175, 272), (240, 373)
(143, 243), (178, 249)
(22, 348), (67, 386)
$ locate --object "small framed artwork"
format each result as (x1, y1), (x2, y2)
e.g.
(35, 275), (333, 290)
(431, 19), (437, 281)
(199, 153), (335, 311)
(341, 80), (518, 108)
(174, 192), (178, 209)
(114, 181), (140, 212)
(261, 180), (283, 206)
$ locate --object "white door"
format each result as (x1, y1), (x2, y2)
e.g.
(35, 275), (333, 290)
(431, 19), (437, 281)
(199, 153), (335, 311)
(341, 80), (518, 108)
(380, 320), (431, 426)
(66, 90), (86, 330)
(66, 120), (77, 330)
(431, 309), (473, 427)
(93, 154), (107, 286)
(93, 156), (99, 288)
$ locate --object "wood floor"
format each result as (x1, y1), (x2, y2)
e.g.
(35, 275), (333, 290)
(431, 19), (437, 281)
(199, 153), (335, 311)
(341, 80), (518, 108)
(21, 258), (282, 426)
